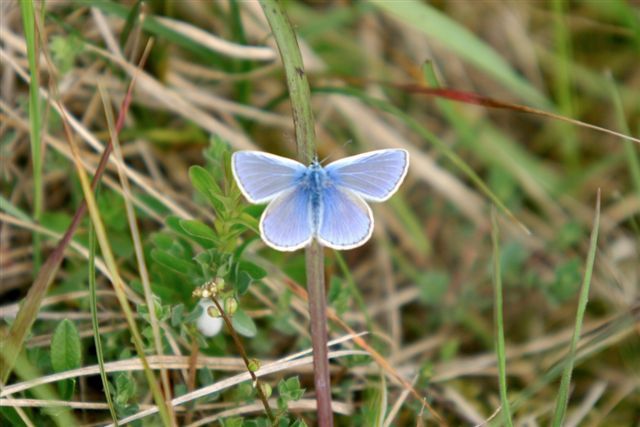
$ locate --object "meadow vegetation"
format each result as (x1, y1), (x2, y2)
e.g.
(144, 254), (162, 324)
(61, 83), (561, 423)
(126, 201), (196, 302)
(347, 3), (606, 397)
(1, 1), (638, 425)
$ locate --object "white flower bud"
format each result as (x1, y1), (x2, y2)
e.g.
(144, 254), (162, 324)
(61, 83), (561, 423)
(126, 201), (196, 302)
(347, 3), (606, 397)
(196, 300), (223, 337)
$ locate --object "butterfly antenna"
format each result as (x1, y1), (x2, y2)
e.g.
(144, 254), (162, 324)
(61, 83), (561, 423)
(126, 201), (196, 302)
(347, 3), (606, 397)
(320, 140), (353, 165)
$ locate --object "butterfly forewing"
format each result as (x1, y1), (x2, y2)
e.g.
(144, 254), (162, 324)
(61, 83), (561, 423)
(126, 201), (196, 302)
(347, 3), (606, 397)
(317, 186), (373, 250)
(326, 149), (409, 202)
(232, 151), (306, 203)
(260, 187), (313, 251)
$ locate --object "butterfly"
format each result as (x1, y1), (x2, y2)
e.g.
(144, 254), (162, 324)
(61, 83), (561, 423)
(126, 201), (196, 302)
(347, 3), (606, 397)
(231, 149), (409, 251)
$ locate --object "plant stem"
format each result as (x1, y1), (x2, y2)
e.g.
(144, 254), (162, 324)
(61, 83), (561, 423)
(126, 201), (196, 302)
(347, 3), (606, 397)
(305, 241), (332, 425)
(19, 0), (43, 272)
(209, 296), (275, 423)
(260, 1), (333, 425)
(491, 208), (514, 427)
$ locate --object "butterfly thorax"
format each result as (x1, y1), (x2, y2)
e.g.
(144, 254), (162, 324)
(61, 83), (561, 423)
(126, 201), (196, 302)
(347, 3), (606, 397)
(301, 162), (332, 233)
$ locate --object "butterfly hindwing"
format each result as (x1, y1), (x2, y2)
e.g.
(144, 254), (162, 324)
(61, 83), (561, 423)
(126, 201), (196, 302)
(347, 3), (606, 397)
(232, 151), (306, 203)
(326, 149), (409, 201)
(317, 185), (373, 250)
(260, 186), (313, 251)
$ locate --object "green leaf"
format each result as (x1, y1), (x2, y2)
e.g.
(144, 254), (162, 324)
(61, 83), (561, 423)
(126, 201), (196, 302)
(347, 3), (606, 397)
(179, 219), (219, 244)
(231, 309), (257, 337)
(150, 249), (194, 275)
(171, 304), (185, 327)
(236, 260), (267, 280)
(114, 372), (137, 405)
(277, 376), (305, 410)
(235, 270), (252, 296)
(50, 319), (82, 372)
(221, 416), (243, 427)
(189, 165), (226, 212)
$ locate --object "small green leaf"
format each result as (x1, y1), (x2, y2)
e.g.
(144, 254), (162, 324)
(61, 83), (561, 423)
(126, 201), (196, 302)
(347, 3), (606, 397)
(237, 260), (267, 280)
(231, 309), (257, 337)
(179, 219), (219, 243)
(235, 271), (252, 295)
(150, 249), (194, 275)
(221, 416), (243, 427)
(51, 319), (82, 372)
(171, 304), (184, 327)
(189, 165), (226, 212)
(277, 376), (305, 410)
(114, 372), (137, 405)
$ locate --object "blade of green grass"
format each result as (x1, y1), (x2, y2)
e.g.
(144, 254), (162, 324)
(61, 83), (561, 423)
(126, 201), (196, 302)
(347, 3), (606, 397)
(88, 222), (119, 425)
(369, 0), (550, 108)
(491, 208), (514, 427)
(19, 0), (43, 272)
(551, 190), (601, 426)
(0, 194), (31, 221)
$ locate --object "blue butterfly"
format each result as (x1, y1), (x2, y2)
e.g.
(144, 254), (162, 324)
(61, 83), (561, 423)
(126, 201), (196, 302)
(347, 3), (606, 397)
(231, 149), (409, 251)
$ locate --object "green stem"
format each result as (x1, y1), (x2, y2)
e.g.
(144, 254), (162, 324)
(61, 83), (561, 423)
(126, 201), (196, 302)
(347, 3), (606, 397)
(551, 191), (601, 426)
(491, 208), (514, 427)
(209, 296), (275, 422)
(20, 0), (43, 271)
(259, 1), (332, 425)
(89, 221), (119, 424)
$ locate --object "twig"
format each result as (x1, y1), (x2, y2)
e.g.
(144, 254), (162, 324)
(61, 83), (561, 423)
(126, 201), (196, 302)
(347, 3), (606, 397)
(209, 296), (275, 423)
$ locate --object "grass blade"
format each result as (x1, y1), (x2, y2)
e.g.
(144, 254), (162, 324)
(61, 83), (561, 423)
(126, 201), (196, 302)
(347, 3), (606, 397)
(19, 0), (43, 271)
(491, 208), (514, 427)
(88, 222), (119, 424)
(551, 190), (601, 426)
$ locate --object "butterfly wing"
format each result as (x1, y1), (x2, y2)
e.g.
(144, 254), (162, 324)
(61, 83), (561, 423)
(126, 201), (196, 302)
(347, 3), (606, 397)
(325, 149), (409, 202)
(317, 185), (373, 250)
(232, 151), (306, 203)
(260, 186), (313, 251)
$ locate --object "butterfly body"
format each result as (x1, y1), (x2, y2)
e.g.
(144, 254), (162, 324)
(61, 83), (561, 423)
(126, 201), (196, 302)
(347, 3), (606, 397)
(232, 149), (409, 251)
